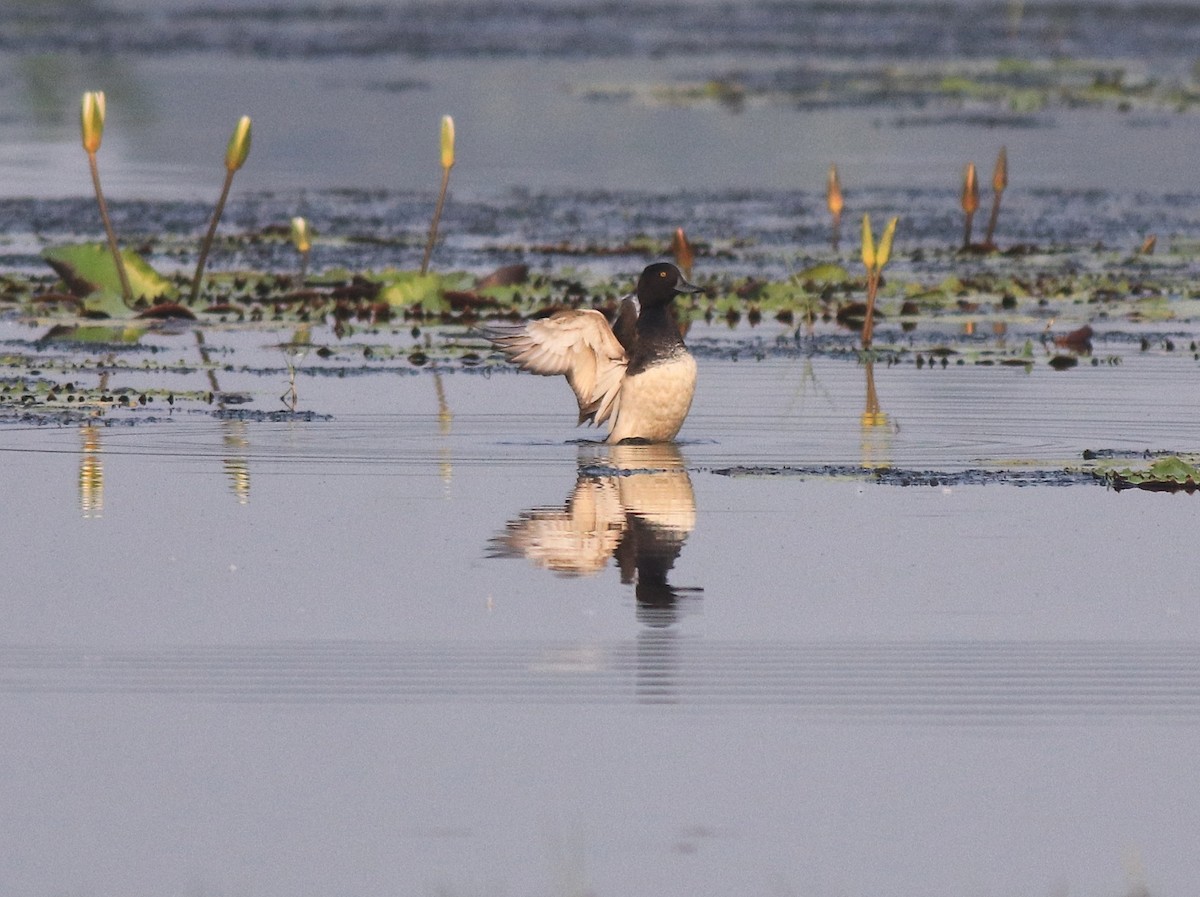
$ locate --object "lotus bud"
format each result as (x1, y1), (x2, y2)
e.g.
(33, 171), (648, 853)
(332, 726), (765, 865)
(876, 217), (899, 269)
(440, 115), (455, 169)
(290, 216), (311, 254)
(992, 146), (1008, 194)
(861, 214), (876, 270)
(961, 162), (979, 215)
(671, 227), (694, 279)
(225, 115), (252, 172)
(826, 164), (844, 217)
(81, 91), (106, 154)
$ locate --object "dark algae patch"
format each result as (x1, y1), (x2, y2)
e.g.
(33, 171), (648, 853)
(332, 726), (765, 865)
(707, 464), (1102, 488)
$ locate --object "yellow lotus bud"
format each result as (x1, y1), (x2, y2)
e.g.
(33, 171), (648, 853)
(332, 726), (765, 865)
(826, 164), (844, 217)
(861, 213), (876, 270)
(440, 115), (455, 169)
(225, 115), (252, 172)
(81, 91), (106, 154)
(992, 146), (1008, 193)
(961, 162), (979, 214)
(876, 217), (899, 269)
(290, 216), (311, 254)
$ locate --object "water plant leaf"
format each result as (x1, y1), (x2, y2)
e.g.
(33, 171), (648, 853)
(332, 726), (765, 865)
(795, 262), (850, 285)
(43, 243), (177, 316)
(1108, 456), (1200, 492)
(377, 271), (455, 312)
(39, 324), (143, 345)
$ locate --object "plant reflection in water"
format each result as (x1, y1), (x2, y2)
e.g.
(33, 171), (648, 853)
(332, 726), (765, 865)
(860, 359), (895, 471)
(491, 442), (702, 627)
(79, 423), (104, 518)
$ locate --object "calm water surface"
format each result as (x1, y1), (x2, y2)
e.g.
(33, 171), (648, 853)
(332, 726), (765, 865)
(4, 344), (1200, 895)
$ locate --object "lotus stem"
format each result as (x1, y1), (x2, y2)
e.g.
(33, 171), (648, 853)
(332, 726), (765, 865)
(863, 270), (879, 348)
(860, 214), (898, 350)
(861, 214), (878, 349)
(190, 167), (236, 304)
(86, 151), (133, 307)
(190, 116), (252, 304)
(421, 115), (455, 276)
(80, 91), (133, 307)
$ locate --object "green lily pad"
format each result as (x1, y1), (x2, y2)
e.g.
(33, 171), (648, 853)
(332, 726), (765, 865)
(795, 263), (850, 285)
(378, 272), (447, 312)
(376, 271), (475, 313)
(1108, 456), (1200, 492)
(39, 323), (144, 345)
(43, 243), (177, 317)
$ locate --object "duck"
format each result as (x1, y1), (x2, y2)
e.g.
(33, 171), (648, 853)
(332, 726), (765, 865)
(489, 262), (703, 442)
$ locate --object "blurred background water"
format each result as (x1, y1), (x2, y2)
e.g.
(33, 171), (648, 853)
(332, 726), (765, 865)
(3, 0), (1200, 201)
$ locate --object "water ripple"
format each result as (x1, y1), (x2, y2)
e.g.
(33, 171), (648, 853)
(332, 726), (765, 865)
(4, 640), (1198, 722)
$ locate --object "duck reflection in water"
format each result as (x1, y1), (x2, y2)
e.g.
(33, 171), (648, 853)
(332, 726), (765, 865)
(490, 442), (701, 626)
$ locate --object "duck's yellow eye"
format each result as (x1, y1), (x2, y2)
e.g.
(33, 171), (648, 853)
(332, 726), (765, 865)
(660, 270), (667, 277)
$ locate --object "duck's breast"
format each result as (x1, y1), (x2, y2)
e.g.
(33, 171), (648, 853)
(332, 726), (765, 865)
(608, 351), (697, 443)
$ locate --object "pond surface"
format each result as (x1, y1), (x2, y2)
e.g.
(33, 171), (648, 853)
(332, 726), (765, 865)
(5, 333), (1200, 896)
(3, 2), (1200, 896)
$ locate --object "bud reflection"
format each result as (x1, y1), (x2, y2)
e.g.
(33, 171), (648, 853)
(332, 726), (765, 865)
(490, 443), (701, 626)
(222, 418), (250, 504)
(79, 423), (104, 518)
(860, 361), (893, 471)
(433, 372), (454, 489)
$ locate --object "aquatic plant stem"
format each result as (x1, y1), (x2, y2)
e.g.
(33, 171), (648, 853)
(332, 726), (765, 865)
(984, 194), (1002, 247)
(862, 269), (879, 349)
(191, 167), (235, 304)
(421, 164), (451, 276)
(860, 214), (896, 351)
(87, 150), (133, 307)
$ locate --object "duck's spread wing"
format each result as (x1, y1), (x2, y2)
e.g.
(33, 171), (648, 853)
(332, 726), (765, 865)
(490, 310), (628, 426)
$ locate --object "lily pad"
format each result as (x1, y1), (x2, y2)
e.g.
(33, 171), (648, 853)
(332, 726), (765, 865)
(377, 271), (475, 313)
(38, 324), (144, 345)
(43, 243), (177, 317)
(795, 263), (850, 285)
(1107, 456), (1200, 492)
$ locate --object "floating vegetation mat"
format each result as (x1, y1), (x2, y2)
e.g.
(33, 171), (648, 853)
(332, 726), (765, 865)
(2, 185), (1200, 498)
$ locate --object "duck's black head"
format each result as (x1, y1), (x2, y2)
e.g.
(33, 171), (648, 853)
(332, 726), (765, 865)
(636, 263), (702, 306)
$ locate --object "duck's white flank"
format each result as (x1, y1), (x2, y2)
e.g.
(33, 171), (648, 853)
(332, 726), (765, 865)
(607, 351), (697, 443)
